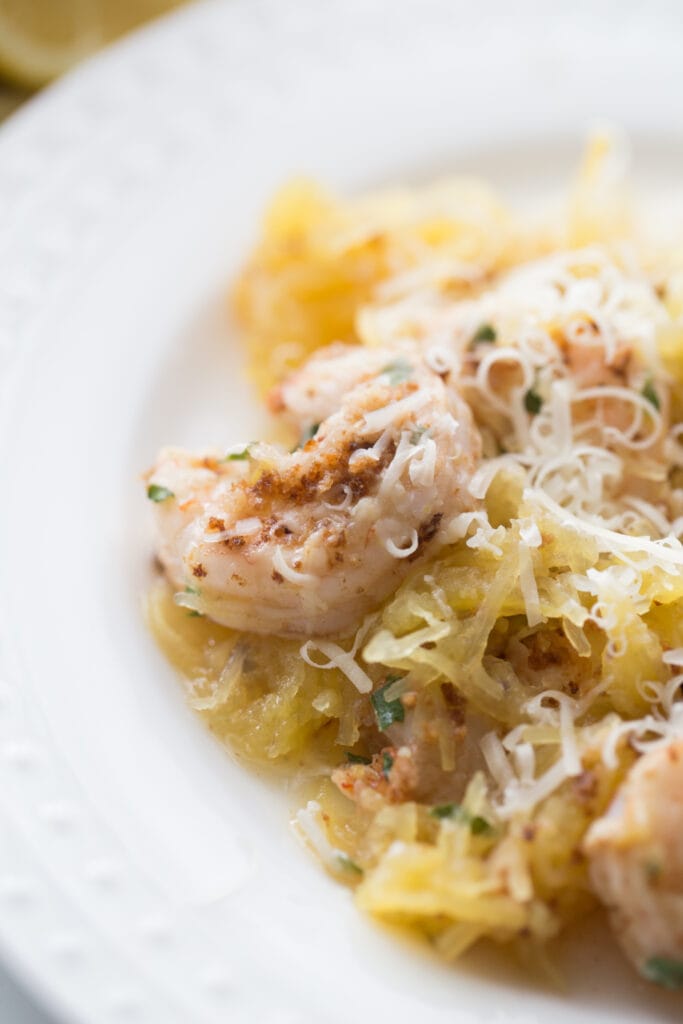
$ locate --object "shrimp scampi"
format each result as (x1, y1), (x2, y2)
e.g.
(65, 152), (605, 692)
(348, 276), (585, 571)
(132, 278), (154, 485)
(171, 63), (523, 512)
(146, 155), (683, 990)
(584, 739), (683, 987)
(146, 342), (480, 636)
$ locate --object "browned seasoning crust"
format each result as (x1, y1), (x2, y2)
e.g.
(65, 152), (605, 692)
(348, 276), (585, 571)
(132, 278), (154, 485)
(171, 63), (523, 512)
(332, 747), (419, 806)
(213, 433), (401, 564)
(245, 435), (397, 515)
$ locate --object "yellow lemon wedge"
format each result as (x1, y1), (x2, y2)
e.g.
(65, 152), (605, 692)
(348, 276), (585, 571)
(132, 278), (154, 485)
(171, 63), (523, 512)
(0, 0), (102, 89)
(0, 0), (188, 90)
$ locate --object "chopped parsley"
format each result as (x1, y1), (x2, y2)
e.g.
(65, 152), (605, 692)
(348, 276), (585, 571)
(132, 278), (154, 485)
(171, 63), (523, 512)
(186, 610), (203, 618)
(225, 445), (252, 461)
(292, 422), (320, 451)
(642, 378), (661, 411)
(470, 815), (494, 836)
(301, 422), (320, 444)
(382, 752), (394, 778)
(336, 853), (364, 876)
(381, 358), (413, 386)
(642, 956), (683, 989)
(644, 859), (662, 884)
(429, 803), (459, 820)
(371, 676), (405, 731)
(410, 425), (428, 444)
(524, 386), (543, 415)
(471, 323), (496, 344)
(429, 803), (493, 835)
(184, 584), (200, 596)
(346, 752), (372, 765)
(147, 484), (174, 503)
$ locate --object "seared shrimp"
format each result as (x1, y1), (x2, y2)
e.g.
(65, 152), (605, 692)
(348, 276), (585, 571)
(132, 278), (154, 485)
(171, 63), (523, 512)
(584, 739), (683, 984)
(267, 342), (406, 436)
(147, 343), (480, 637)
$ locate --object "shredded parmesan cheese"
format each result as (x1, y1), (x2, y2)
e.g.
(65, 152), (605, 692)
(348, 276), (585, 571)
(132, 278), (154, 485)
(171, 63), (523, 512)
(362, 391), (425, 433)
(272, 546), (316, 585)
(300, 615), (376, 693)
(384, 529), (419, 559)
(294, 801), (347, 871)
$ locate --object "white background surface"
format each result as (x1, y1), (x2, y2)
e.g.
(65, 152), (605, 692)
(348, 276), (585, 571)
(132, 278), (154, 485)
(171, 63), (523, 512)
(1, 1), (683, 1022)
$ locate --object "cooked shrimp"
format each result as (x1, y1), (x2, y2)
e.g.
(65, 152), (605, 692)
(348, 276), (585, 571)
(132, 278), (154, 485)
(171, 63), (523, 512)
(267, 342), (405, 435)
(146, 343), (480, 637)
(584, 738), (683, 984)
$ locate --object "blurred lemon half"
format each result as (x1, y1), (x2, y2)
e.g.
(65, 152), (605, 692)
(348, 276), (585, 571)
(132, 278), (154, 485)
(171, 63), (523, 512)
(0, 0), (189, 89)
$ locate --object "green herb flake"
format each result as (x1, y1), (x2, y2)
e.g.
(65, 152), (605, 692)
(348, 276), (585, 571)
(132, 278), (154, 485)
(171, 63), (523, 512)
(430, 803), (459, 820)
(410, 425), (427, 444)
(642, 378), (661, 411)
(470, 815), (493, 836)
(429, 803), (493, 835)
(186, 610), (203, 619)
(382, 752), (394, 778)
(642, 956), (683, 990)
(371, 677), (405, 731)
(292, 422), (321, 451)
(346, 752), (372, 765)
(184, 584), (200, 596)
(644, 860), (662, 884)
(302, 422), (320, 443)
(225, 445), (252, 461)
(380, 359), (413, 386)
(336, 853), (364, 877)
(524, 387), (543, 415)
(471, 323), (497, 344)
(147, 484), (175, 503)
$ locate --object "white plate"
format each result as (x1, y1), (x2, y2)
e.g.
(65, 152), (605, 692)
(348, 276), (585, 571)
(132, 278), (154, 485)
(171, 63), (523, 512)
(1, 1), (682, 1021)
